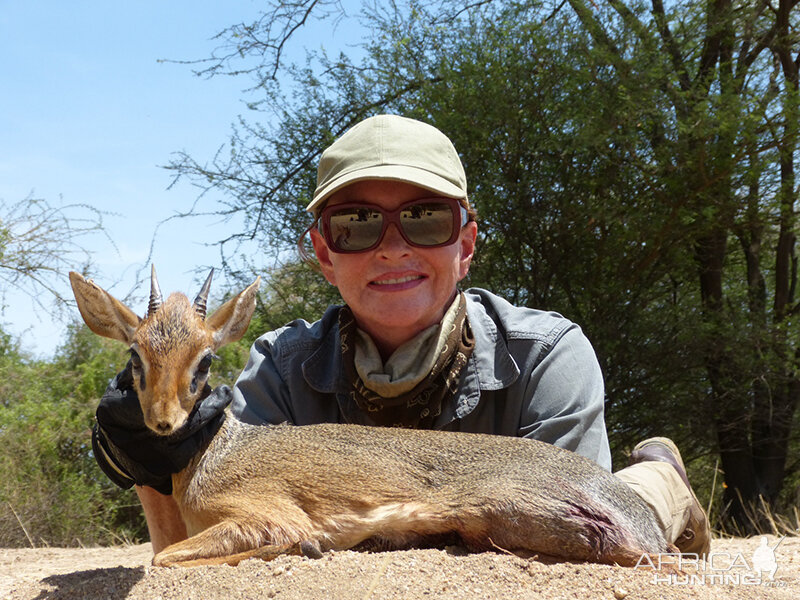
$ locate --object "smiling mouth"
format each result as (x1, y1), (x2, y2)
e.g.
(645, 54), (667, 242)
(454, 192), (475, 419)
(371, 275), (425, 286)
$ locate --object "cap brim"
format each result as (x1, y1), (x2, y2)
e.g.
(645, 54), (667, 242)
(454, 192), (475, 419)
(306, 165), (466, 214)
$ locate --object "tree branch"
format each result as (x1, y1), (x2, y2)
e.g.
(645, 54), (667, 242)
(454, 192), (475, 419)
(651, 0), (692, 91)
(566, 0), (629, 76)
(694, 0), (728, 94)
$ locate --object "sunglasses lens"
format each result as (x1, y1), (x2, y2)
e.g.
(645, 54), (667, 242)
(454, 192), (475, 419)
(327, 207), (385, 251)
(324, 199), (460, 252)
(400, 202), (455, 246)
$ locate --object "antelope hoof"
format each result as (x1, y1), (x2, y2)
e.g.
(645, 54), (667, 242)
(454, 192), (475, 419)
(299, 539), (324, 559)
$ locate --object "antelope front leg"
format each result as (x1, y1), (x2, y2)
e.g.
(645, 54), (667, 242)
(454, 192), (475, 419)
(152, 521), (264, 567)
(158, 541), (307, 567)
(152, 521), (323, 567)
(196, 539), (324, 567)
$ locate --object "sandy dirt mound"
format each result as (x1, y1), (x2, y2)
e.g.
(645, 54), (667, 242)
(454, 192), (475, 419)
(2, 536), (798, 599)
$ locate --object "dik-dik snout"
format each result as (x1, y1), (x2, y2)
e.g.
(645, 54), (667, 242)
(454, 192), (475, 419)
(132, 345), (217, 435)
(130, 295), (217, 434)
(69, 266), (260, 435)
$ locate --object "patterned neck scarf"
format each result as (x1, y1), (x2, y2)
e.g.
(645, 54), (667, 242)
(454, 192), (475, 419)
(338, 292), (475, 428)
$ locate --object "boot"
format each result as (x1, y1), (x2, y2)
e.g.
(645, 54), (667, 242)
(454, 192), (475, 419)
(629, 437), (711, 556)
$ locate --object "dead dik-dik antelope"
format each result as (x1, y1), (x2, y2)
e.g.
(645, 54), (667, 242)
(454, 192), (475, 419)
(70, 268), (670, 568)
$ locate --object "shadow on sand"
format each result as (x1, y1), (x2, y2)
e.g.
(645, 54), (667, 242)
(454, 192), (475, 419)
(34, 565), (145, 600)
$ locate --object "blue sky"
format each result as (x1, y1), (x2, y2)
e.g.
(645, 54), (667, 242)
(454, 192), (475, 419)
(0, 1), (356, 357)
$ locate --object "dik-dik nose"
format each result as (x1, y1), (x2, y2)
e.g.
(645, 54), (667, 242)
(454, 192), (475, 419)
(155, 421), (174, 435)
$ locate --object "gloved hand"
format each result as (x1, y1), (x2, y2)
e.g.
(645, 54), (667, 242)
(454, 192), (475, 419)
(92, 360), (232, 495)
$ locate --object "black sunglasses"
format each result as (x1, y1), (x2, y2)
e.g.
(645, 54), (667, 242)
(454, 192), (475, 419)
(320, 197), (469, 254)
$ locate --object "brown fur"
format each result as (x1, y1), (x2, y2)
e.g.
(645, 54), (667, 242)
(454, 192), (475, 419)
(69, 271), (668, 568)
(132, 295), (212, 432)
(160, 420), (669, 567)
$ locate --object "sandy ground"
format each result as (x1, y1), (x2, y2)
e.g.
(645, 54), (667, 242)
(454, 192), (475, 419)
(1, 536), (798, 600)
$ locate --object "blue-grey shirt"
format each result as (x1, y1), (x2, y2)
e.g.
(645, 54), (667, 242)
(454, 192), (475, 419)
(231, 288), (612, 470)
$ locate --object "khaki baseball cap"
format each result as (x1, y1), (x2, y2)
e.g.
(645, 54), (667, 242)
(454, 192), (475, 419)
(307, 114), (468, 214)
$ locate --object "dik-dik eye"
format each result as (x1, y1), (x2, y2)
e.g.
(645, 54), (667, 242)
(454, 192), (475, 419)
(130, 350), (142, 371)
(129, 348), (146, 390)
(190, 352), (218, 394)
(197, 354), (213, 375)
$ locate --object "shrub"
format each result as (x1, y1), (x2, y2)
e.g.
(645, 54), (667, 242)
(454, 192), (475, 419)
(0, 324), (146, 547)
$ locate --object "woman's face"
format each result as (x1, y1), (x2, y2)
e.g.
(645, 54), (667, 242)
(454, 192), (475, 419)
(310, 180), (477, 355)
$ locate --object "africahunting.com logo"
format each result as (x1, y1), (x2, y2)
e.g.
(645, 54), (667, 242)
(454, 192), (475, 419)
(635, 536), (789, 586)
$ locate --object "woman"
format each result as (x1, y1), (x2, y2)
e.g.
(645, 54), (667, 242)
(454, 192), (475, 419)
(94, 114), (708, 557)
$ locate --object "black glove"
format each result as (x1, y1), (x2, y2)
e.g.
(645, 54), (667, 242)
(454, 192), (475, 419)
(92, 360), (232, 495)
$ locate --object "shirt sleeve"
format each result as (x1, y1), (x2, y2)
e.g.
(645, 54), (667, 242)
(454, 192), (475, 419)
(518, 325), (612, 470)
(231, 334), (296, 426)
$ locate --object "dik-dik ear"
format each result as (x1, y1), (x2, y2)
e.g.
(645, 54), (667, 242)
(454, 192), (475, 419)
(69, 271), (141, 344)
(206, 276), (261, 349)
